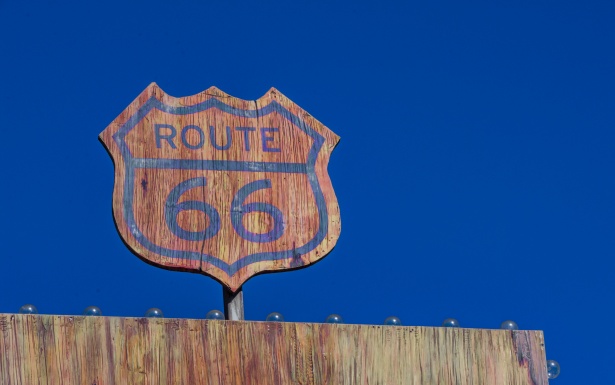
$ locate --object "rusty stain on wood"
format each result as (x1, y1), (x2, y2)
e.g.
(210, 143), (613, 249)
(99, 84), (341, 292)
(0, 314), (548, 385)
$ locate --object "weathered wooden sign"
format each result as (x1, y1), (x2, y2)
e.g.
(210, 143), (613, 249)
(100, 83), (341, 291)
(0, 314), (549, 385)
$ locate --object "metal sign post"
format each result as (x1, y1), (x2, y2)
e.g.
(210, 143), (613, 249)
(223, 286), (244, 321)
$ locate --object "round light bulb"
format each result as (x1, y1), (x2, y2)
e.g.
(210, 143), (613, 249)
(442, 318), (460, 327)
(266, 312), (284, 322)
(500, 320), (518, 330)
(83, 306), (102, 316)
(205, 310), (224, 320)
(384, 316), (402, 326)
(144, 308), (164, 318)
(18, 304), (38, 314)
(325, 314), (343, 324)
(547, 359), (560, 379)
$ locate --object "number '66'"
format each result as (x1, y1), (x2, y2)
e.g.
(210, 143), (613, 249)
(164, 177), (285, 243)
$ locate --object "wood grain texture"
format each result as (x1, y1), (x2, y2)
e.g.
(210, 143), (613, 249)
(0, 314), (548, 385)
(99, 84), (341, 291)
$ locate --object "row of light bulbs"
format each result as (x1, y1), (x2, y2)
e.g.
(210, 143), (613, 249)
(15, 304), (560, 379)
(16, 305), (517, 329)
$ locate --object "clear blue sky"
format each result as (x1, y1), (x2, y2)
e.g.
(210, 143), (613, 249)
(1, 1), (614, 383)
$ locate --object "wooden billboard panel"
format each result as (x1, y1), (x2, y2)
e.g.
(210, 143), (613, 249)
(0, 314), (548, 385)
(100, 84), (341, 291)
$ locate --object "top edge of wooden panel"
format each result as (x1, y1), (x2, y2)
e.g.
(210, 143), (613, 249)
(0, 313), (544, 332)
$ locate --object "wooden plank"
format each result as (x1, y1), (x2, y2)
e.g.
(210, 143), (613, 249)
(0, 314), (548, 385)
(99, 84), (341, 292)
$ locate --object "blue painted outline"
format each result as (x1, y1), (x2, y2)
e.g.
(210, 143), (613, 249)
(112, 96), (327, 276)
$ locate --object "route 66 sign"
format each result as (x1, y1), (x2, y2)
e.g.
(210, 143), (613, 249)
(100, 84), (341, 291)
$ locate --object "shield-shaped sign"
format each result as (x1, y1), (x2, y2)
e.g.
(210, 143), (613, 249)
(100, 83), (340, 291)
